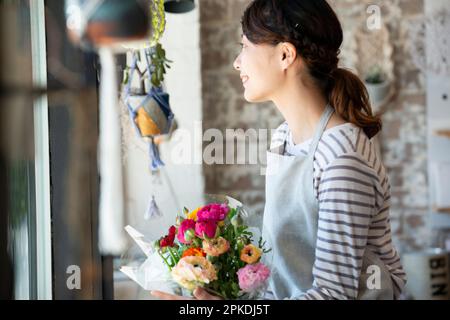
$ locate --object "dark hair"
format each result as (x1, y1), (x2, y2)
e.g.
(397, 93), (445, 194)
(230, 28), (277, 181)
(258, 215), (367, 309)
(241, 0), (382, 139)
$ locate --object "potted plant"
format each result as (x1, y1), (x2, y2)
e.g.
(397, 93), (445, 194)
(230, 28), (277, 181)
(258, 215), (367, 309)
(364, 64), (391, 107)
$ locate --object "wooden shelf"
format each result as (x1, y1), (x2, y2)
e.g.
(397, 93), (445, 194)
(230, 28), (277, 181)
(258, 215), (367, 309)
(434, 130), (450, 138)
(433, 207), (450, 214)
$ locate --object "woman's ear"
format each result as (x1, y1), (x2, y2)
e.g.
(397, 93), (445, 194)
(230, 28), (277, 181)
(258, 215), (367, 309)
(279, 42), (297, 70)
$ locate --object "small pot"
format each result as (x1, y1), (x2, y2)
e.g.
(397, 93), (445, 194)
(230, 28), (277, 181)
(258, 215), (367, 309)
(127, 94), (169, 137)
(365, 80), (391, 107)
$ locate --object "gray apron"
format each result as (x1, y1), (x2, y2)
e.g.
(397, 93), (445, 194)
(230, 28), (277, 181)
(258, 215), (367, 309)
(262, 104), (394, 300)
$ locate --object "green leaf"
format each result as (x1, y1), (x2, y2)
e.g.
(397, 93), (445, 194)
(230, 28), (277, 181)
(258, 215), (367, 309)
(151, 73), (158, 87)
(227, 208), (237, 221)
(122, 71), (129, 85)
(167, 247), (178, 265)
(156, 44), (163, 56)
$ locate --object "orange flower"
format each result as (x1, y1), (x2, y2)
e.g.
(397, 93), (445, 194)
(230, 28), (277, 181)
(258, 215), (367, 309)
(240, 244), (262, 264)
(181, 247), (206, 258)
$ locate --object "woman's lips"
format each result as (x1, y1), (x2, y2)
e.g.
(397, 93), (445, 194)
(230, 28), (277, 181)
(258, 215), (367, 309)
(241, 75), (249, 86)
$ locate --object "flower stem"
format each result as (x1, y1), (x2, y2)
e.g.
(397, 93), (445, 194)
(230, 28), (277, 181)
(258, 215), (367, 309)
(158, 250), (172, 271)
(167, 247), (178, 265)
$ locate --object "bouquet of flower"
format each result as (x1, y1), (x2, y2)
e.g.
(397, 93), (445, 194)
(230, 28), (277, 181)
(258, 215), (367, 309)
(153, 197), (271, 300)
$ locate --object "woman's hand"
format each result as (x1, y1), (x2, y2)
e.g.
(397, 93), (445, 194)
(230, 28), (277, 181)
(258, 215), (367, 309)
(151, 287), (223, 300)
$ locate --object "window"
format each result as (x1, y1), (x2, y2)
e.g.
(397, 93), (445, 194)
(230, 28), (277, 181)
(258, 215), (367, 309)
(1, 0), (109, 300)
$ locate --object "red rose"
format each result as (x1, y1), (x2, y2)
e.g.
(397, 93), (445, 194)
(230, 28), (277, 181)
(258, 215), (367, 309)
(160, 225), (176, 248)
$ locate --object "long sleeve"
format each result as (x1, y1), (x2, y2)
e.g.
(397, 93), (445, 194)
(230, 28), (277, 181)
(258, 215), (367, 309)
(292, 154), (378, 300)
(269, 123), (405, 300)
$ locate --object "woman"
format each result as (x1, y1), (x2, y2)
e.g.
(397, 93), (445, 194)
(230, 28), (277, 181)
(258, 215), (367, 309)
(152, 0), (406, 300)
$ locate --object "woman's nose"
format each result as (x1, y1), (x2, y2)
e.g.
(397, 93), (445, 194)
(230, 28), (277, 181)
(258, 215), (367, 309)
(233, 56), (240, 71)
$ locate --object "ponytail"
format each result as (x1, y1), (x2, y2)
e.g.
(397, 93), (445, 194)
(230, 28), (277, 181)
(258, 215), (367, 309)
(329, 68), (382, 139)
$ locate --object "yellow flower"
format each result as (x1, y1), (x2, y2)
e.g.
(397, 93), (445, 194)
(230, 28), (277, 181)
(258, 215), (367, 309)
(187, 207), (201, 221)
(240, 244), (262, 264)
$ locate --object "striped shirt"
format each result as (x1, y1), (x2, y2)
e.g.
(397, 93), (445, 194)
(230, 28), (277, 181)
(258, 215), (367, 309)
(270, 121), (407, 300)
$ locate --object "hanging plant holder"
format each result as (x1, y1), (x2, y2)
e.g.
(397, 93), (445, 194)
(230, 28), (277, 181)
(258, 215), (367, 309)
(123, 50), (175, 172)
(128, 88), (172, 137)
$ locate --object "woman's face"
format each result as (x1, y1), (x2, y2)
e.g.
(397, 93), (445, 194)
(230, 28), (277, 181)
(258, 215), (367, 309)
(233, 35), (285, 103)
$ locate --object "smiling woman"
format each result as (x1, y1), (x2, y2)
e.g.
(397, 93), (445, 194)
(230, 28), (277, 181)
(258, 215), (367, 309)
(231, 0), (406, 300)
(4, 0), (441, 303)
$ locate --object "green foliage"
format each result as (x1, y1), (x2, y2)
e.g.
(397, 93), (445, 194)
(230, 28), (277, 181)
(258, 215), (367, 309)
(122, 1), (172, 89)
(365, 65), (386, 84)
(121, 44), (173, 89)
(149, 0), (166, 47)
(147, 43), (173, 88)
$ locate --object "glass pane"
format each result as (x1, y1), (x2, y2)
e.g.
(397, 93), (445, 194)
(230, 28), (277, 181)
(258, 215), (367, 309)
(1, 0), (39, 300)
(7, 160), (37, 300)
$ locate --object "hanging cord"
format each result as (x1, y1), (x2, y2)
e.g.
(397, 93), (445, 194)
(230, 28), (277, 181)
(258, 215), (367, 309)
(148, 136), (165, 171)
(159, 165), (182, 215)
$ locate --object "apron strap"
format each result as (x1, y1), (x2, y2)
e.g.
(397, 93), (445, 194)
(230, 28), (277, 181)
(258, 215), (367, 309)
(307, 104), (335, 156)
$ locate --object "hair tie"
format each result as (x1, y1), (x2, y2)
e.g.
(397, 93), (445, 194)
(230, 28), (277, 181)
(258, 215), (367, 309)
(329, 66), (340, 78)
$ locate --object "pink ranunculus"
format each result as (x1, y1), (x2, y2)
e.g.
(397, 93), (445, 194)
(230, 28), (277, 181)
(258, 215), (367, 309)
(197, 203), (230, 222)
(202, 237), (230, 257)
(237, 263), (271, 293)
(177, 219), (196, 244)
(195, 220), (218, 239)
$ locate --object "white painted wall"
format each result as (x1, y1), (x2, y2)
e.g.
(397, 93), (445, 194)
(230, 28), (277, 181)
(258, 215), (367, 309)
(122, 6), (205, 242)
(425, 0), (450, 230)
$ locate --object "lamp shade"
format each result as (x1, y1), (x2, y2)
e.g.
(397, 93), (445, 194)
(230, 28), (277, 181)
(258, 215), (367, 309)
(164, 0), (195, 14)
(65, 0), (150, 50)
